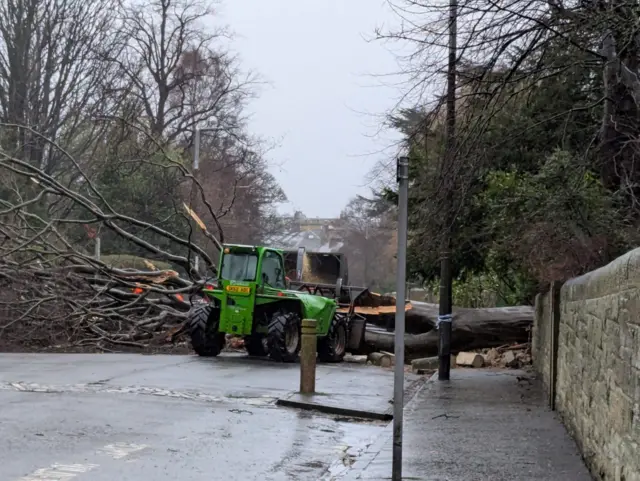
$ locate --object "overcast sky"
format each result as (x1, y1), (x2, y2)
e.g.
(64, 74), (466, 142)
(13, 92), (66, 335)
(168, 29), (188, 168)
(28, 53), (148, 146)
(219, 0), (405, 218)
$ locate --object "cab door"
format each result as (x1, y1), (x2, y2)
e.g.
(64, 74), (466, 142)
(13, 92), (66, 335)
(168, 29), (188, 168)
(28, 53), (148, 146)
(259, 250), (287, 291)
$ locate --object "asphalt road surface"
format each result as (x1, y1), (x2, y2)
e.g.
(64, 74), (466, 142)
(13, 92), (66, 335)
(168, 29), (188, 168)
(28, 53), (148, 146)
(0, 353), (403, 481)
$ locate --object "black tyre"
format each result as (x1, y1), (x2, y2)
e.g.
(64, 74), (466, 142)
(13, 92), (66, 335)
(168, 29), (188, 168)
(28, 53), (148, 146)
(244, 335), (268, 357)
(318, 314), (347, 363)
(267, 310), (301, 362)
(188, 305), (225, 357)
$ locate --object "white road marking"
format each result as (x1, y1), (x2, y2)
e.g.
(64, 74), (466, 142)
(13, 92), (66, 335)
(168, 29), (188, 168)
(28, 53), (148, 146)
(0, 381), (278, 407)
(19, 463), (99, 481)
(15, 442), (149, 481)
(98, 442), (148, 459)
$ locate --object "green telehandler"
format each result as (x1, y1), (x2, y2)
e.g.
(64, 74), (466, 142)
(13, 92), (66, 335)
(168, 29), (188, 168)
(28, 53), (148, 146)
(187, 244), (366, 362)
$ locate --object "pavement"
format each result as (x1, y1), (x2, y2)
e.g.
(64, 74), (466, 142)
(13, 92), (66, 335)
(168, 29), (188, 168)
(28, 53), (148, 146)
(340, 368), (593, 481)
(0, 352), (422, 481)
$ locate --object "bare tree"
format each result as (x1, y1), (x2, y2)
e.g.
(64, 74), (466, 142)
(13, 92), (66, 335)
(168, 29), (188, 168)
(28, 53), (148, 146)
(189, 135), (287, 246)
(340, 195), (397, 291)
(107, 0), (258, 145)
(0, 0), (125, 175)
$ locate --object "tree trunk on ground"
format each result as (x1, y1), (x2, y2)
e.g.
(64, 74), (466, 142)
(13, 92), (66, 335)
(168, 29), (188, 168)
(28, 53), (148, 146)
(362, 301), (533, 361)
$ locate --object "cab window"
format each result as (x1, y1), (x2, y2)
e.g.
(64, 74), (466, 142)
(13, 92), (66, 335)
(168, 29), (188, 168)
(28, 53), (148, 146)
(220, 252), (258, 281)
(260, 251), (285, 288)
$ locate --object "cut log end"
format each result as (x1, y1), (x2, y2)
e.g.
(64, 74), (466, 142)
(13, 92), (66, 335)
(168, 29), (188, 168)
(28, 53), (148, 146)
(368, 352), (393, 367)
(455, 352), (485, 368)
(411, 356), (439, 371)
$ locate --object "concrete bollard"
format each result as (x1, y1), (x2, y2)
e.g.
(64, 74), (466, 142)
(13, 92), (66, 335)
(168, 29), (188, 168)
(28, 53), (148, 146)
(300, 319), (317, 393)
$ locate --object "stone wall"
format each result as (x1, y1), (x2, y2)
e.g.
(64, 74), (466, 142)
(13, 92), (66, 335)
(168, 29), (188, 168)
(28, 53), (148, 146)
(533, 249), (640, 481)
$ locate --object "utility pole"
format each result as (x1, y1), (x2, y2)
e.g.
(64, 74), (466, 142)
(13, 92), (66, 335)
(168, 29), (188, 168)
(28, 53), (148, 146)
(392, 155), (409, 481)
(363, 223), (369, 288)
(438, 0), (457, 381)
(192, 128), (202, 274)
(193, 128), (201, 170)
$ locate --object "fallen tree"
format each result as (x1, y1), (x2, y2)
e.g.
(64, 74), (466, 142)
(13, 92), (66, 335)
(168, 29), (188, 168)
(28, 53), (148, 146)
(0, 123), (218, 351)
(362, 301), (534, 360)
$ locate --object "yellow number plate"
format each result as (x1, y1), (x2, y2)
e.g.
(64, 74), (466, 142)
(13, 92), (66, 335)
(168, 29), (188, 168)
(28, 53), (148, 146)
(226, 285), (250, 294)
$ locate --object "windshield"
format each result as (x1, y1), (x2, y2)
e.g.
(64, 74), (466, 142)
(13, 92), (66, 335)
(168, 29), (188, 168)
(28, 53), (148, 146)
(220, 253), (258, 281)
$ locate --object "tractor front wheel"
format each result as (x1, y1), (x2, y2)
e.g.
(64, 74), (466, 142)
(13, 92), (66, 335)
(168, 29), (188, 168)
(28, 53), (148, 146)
(188, 305), (225, 357)
(318, 314), (347, 363)
(267, 310), (301, 362)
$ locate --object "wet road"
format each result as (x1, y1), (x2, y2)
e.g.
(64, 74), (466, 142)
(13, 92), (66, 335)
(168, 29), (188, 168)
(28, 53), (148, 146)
(0, 353), (406, 481)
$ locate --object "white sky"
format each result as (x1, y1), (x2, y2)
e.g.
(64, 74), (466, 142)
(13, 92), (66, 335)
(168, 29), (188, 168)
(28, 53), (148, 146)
(219, 0), (406, 218)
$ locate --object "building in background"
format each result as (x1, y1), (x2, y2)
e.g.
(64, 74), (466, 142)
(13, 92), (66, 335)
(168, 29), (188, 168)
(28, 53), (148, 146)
(267, 211), (345, 252)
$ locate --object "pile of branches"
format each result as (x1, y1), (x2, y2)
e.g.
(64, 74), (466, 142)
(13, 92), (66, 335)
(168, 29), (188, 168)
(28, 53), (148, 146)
(0, 259), (198, 350)
(0, 127), (217, 351)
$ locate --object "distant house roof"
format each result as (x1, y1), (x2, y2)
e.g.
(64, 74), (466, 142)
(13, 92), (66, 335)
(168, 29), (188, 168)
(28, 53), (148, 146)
(264, 215), (345, 253)
(266, 228), (343, 253)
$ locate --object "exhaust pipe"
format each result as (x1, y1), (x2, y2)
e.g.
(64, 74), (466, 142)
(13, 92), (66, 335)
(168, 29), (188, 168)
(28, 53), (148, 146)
(295, 246), (305, 281)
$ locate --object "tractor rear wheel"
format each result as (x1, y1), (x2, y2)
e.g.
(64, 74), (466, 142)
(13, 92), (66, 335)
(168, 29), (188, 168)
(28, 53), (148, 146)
(244, 335), (268, 357)
(267, 310), (301, 362)
(188, 305), (225, 357)
(318, 314), (347, 363)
